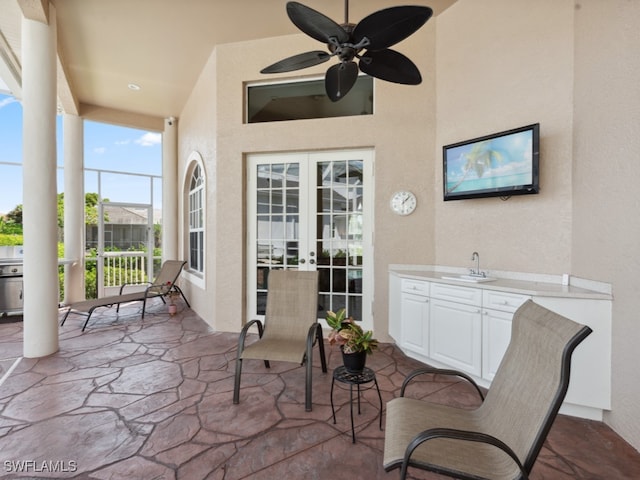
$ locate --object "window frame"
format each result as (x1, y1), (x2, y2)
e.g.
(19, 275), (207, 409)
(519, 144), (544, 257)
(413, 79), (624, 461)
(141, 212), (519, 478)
(245, 75), (374, 124)
(183, 152), (206, 288)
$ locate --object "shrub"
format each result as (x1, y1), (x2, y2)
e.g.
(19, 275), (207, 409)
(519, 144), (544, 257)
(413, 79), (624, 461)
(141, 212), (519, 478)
(0, 233), (24, 246)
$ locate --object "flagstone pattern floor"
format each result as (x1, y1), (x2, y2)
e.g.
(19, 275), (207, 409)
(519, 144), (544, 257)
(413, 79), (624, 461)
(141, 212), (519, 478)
(1, 300), (639, 479)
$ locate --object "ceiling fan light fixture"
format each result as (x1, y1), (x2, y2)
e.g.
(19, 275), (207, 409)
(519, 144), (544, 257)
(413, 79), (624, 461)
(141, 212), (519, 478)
(128, 83), (141, 91)
(261, 1), (432, 102)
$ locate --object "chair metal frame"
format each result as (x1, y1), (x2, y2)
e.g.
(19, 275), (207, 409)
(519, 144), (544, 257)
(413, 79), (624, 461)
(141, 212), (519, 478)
(60, 260), (189, 331)
(233, 270), (327, 412)
(384, 300), (593, 480)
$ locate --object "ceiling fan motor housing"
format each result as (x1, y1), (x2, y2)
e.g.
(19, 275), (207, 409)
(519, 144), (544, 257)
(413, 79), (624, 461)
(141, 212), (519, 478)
(261, 1), (433, 101)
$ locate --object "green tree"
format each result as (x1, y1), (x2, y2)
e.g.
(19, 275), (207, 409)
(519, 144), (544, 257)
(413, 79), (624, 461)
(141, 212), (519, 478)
(57, 193), (65, 228)
(56, 192), (105, 227)
(1, 193), (105, 242)
(5, 204), (22, 224)
(84, 192), (100, 225)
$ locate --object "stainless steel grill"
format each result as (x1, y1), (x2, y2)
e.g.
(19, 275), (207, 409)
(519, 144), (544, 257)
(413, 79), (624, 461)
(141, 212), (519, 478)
(0, 260), (24, 316)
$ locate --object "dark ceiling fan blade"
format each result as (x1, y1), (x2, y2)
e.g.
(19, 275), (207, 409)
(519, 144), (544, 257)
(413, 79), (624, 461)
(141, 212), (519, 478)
(352, 6), (433, 51)
(325, 62), (359, 102)
(286, 1), (349, 45)
(261, 51), (331, 73)
(359, 49), (422, 85)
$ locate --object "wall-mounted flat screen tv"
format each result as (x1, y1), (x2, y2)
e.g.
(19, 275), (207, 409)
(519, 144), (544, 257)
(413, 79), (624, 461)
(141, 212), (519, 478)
(443, 123), (539, 201)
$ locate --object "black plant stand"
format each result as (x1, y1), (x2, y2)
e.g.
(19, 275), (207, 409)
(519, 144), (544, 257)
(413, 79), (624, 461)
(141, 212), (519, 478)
(330, 365), (383, 443)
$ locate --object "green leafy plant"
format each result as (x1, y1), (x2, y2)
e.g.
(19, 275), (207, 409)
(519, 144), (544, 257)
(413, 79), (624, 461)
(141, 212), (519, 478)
(326, 308), (378, 354)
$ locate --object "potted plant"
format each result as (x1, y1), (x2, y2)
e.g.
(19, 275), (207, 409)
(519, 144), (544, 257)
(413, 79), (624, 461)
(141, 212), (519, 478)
(167, 289), (180, 316)
(326, 308), (378, 373)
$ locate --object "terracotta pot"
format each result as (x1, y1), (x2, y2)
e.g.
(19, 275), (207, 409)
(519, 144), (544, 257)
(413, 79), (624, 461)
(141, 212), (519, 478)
(168, 304), (177, 316)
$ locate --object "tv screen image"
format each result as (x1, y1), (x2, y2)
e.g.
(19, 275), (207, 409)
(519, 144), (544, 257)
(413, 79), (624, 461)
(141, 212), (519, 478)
(443, 123), (539, 201)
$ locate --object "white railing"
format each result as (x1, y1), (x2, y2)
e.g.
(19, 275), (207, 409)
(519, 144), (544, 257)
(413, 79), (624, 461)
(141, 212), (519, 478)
(84, 253), (162, 297)
(103, 251), (149, 286)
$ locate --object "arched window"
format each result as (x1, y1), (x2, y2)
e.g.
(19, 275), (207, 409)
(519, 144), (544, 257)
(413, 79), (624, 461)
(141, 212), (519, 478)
(188, 162), (204, 273)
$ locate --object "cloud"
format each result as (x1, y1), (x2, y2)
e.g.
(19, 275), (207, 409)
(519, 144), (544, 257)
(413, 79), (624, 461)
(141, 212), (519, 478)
(94, 147), (107, 154)
(135, 132), (161, 147)
(0, 96), (18, 109)
(115, 140), (130, 146)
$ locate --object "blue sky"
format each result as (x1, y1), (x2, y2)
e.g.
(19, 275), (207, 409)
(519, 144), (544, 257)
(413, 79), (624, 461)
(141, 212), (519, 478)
(0, 92), (162, 215)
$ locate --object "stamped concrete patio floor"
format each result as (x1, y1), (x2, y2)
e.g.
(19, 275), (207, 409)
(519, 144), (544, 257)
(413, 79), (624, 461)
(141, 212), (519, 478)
(1, 301), (640, 479)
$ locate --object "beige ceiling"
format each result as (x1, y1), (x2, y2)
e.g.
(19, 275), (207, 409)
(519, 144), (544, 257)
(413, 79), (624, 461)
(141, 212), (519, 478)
(0, 0), (456, 131)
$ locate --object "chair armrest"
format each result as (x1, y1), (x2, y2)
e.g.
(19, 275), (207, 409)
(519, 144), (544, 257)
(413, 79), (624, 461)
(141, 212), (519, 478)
(306, 323), (320, 344)
(304, 323), (321, 362)
(118, 281), (152, 295)
(236, 319), (265, 357)
(401, 367), (485, 401)
(306, 322), (327, 373)
(144, 282), (173, 297)
(401, 427), (528, 480)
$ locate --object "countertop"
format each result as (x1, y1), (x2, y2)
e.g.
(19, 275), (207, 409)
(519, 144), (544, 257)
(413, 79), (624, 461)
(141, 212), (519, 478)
(390, 265), (612, 300)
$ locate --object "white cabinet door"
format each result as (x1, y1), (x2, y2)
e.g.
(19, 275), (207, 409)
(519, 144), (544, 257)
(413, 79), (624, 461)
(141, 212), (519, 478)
(533, 296), (612, 412)
(482, 308), (513, 381)
(400, 292), (430, 357)
(481, 290), (530, 382)
(429, 299), (482, 376)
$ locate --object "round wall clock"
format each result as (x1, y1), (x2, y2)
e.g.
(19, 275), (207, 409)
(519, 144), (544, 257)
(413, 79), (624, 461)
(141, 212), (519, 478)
(390, 190), (417, 216)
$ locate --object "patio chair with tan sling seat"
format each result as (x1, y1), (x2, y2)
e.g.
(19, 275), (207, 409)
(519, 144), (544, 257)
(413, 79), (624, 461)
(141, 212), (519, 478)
(60, 260), (189, 332)
(383, 299), (592, 480)
(233, 269), (327, 412)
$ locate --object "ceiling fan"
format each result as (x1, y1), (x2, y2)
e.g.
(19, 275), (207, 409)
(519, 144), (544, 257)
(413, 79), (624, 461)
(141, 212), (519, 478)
(261, 1), (433, 102)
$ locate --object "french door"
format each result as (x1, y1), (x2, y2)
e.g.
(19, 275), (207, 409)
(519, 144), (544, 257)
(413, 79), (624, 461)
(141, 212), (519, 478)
(247, 149), (373, 330)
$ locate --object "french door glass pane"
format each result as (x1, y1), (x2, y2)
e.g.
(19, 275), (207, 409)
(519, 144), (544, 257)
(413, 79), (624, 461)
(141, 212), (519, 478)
(315, 159), (363, 321)
(255, 162), (300, 314)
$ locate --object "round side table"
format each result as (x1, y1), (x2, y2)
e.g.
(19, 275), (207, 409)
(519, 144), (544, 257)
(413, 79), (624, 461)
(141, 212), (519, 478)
(330, 365), (383, 443)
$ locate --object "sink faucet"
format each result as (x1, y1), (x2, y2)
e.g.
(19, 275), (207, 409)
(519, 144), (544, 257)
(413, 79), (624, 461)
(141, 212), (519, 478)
(470, 251), (483, 277)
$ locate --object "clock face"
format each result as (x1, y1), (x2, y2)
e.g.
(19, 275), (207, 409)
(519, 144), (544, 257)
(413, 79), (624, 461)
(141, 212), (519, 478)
(390, 191), (417, 216)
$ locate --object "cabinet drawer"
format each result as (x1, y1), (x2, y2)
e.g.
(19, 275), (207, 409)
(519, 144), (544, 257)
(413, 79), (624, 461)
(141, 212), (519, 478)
(430, 282), (481, 306)
(401, 278), (429, 296)
(483, 290), (531, 312)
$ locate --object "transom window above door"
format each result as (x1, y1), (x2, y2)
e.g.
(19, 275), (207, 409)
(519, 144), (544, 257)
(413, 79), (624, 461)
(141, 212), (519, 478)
(245, 76), (373, 124)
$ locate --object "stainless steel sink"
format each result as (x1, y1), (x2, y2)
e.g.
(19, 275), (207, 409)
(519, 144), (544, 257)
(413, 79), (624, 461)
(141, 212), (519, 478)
(440, 275), (496, 283)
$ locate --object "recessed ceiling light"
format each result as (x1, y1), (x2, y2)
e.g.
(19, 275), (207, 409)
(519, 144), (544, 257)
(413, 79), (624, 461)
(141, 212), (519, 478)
(128, 83), (141, 91)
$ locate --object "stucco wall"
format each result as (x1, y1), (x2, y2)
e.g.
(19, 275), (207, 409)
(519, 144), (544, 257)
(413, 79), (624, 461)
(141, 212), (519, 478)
(179, 24), (437, 336)
(176, 48), (219, 326)
(435, 0), (575, 274)
(572, 0), (640, 451)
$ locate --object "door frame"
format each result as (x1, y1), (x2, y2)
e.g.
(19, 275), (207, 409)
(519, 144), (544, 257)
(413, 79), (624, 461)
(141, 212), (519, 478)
(246, 148), (374, 331)
(97, 201), (154, 297)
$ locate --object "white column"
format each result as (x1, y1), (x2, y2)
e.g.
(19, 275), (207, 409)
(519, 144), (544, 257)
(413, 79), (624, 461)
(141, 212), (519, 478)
(162, 117), (178, 261)
(21, 10), (59, 357)
(63, 114), (85, 303)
